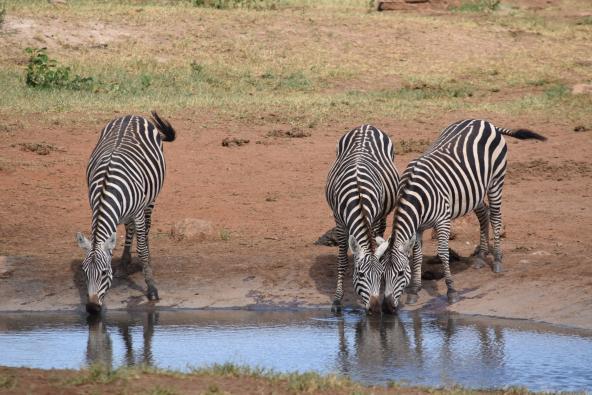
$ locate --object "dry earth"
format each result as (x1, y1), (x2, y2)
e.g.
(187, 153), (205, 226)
(1, 110), (591, 329)
(0, 0), (591, 331)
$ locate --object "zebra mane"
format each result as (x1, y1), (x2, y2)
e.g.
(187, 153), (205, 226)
(355, 176), (376, 253)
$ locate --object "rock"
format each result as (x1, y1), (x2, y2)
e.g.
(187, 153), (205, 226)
(574, 125), (590, 132)
(222, 137), (249, 147)
(0, 256), (16, 279)
(572, 84), (592, 95)
(170, 219), (214, 241)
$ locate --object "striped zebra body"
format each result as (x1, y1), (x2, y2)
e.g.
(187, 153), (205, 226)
(325, 125), (400, 313)
(76, 112), (175, 314)
(383, 119), (545, 312)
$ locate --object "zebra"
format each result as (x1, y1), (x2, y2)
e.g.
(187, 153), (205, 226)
(325, 124), (400, 314)
(382, 119), (546, 313)
(76, 112), (176, 314)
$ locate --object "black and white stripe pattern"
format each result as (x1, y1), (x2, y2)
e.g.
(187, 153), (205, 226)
(76, 112), (175, 314)
(325, 125), (400, 313)
(383, 119), (545, 312)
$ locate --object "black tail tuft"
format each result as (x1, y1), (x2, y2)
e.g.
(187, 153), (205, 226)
(150, 111), (176, 142)
(512, 129), (547, 141)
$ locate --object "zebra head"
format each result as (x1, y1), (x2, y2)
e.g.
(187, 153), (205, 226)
(349, 235), (390, 314)
(383, 236), (415, 314)
(76, 232), (117, 314)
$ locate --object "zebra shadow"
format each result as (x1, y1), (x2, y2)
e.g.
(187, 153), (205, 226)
(310, 253), (359, 307)
(309, 246), (474, 308)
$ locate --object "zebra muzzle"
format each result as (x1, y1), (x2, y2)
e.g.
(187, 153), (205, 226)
(368, 295), (381, 315)
(86, 294), (102, 314)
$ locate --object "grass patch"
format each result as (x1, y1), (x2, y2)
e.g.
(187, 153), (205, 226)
(219, 228), (231, 241)
(543, 83), (569, 100)
(0, 374), (16, 389)
(148, 386), (179, 395)
(450, 0), (501, 12)
(14, 142), (62, 155)
(0, 1), (6, 28)
(25, 48), (98, 91)
(395, 138), (431, 154)
(66, 364), (126, 385)
(1, 0), (589, 125)
(190, 0), (279, 9)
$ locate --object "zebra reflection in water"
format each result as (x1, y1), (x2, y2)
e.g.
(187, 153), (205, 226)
(334, 313), (505, 385)
(86, 312), (157, 368)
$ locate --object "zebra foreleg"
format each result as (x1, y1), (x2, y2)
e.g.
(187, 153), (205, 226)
(472, 203), (490, 269)
(436, 221), (459, 304)
(332, 227), (348, 313)
(134, 213), (159, 301)
(406, 233), (423, 305)
(114, 222), (135, 278)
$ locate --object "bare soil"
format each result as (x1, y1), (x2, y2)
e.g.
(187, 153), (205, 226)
(0, 0), (591, 331)
(0, 109), (591, 329)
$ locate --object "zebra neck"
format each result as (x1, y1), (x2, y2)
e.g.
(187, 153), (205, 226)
(90, 215), (117, 249)
(393, 199), (421, 243)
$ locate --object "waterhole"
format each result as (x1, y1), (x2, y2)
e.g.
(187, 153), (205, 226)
(0, 310), (591, 391)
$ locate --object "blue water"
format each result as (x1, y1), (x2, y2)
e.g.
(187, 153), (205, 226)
(0, 310), (591, 392)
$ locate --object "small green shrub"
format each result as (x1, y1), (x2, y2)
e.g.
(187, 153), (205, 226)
(220, 228), (231, 241)
(25, 47), (97, 91)
(450, 0), (501, 12)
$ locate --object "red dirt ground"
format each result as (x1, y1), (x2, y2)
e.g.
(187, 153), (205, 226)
(1, 109), (591, 328)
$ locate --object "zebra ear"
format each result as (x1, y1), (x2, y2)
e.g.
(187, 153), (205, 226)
(375, 236), (390, 259)
(76, 232), (91, 253)
(102, 232), (117, 253)
(348, 235), (361, 257)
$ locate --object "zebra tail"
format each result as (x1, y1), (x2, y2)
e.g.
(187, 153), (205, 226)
(495, 126), (547, 141)
(151, 111), (176, 142)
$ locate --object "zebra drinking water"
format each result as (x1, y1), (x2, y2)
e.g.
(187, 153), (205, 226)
(76, 112), (176, 314)
(325, 125), (400, 314)
(382, 119), (545, 313)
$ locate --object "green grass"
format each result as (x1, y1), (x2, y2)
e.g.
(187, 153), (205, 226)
(219, 228), (231, 241)
(0, 374), (16, 389)
(48, 363), (553, 394)
(450, 0), (500, 12)
(0, 0), (590, 126)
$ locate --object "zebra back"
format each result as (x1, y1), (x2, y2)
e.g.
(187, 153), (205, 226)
(87, 114), (174, 246)
(326, 125), (399, 251)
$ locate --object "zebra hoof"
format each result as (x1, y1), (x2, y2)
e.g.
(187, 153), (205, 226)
(147, 286), (159, 301)
(114, 267), (128, 278)
(447, 290), (459, 304)
(492, 261), (502, 273)
(331, 301), (342, 313)
(120, 252), (132, 266)
(472, 256), (487, 269)
(406, 293), (419, 305)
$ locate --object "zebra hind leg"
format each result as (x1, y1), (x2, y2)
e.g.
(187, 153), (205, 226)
(134, 213), (159, 301)
(115, 222), (135, 278)
(472, 203), (490, 269)
(436, 221), (459, 304)
(332, 227), (348, 313)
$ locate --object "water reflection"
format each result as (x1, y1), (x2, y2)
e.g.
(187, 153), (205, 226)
(1, 310), (591, 392)
(86, 312), (157, 369)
